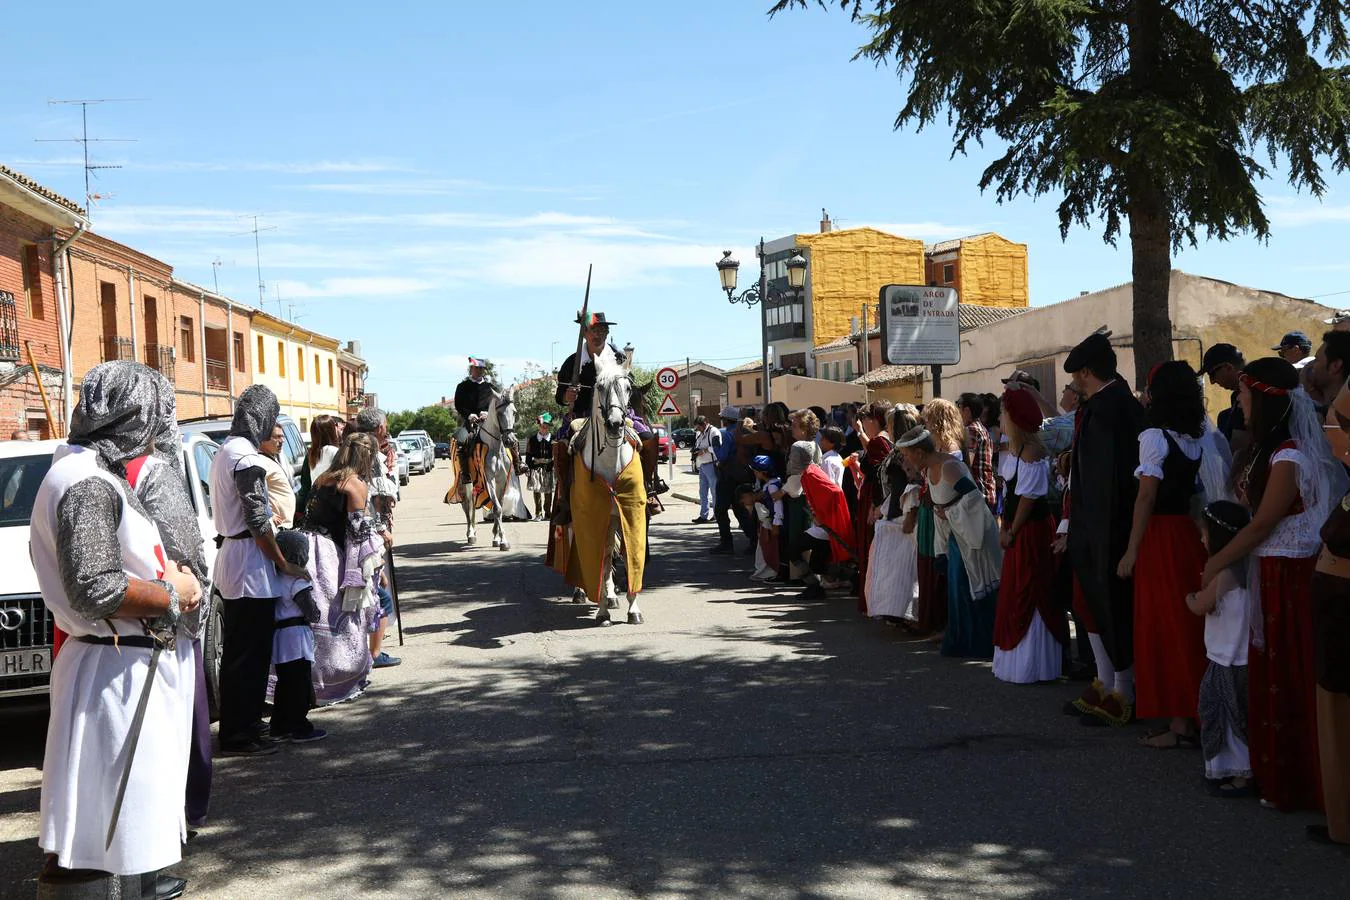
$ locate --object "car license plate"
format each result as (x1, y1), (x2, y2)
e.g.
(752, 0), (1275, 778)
(1, 648), (52, 678)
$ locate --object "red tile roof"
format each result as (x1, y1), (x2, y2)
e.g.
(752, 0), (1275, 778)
(0, 165), (85, 215)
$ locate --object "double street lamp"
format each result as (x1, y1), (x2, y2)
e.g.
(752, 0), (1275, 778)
(715, 239), (807, 407)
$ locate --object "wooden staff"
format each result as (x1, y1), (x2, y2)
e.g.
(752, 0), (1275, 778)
(25, 341), (58, 437)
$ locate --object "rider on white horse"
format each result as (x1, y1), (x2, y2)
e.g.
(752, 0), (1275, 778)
(454, 356), (498, 482)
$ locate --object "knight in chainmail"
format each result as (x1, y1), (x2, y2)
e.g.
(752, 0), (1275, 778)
(208, 385), (307, 755)
(124, 376), (215, 833)
(31, 361), (202, 899)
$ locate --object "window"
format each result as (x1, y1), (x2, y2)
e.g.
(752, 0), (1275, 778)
(21, 244), (43, 320)
(178, 316), (195, 363)
(192, 442), (218, 517)
(844, 360), (854, 381)
(300, 417), (308, 431)
(278, 341), (286, 376)
(233, 332), (245, 372)
(257, 335), (266, 373)
(314, 353), (320, 384)
(942, 263), (955, 284)
(328, 359), (334, 387)
(736, 381), (743, 399)
(297, 347), (305, 381)
(754, 377), (761, 396)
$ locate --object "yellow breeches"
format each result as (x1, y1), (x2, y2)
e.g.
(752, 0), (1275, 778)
(569, 451), (647, 603)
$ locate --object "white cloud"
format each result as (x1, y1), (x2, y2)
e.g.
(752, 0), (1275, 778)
(867, 221), (994, 241)
(8, 157), (412, 175)
(293, 179), (603, 196)
(271, 277), (439, 299)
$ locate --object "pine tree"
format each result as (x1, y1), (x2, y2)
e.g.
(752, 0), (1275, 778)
(772, 0), (1350, 383)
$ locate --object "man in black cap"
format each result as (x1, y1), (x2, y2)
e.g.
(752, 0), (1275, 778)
(1273, 330), (1314, 369)
(1061, 331), (1147, 727)
(1200, 343), (1248, 454)
(556, 312), (625, 418)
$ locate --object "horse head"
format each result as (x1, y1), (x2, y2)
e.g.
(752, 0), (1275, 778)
(593, 346), (633, 434)
(495, 385), (517, 437)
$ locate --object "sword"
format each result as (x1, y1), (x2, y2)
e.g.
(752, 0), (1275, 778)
(387, 546), (404, 647)
(106, 633), (166, 850)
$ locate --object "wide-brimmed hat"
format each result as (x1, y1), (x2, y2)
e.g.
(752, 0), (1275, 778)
(1063, 331), (1115, 374)
(577, 311), (617, 329)
(537, 413), (553, 425)
(468, 357), (489, 368)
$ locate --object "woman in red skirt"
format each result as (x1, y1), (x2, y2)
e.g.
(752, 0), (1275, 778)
(1117, 361), (1211, 749)
(1202, 357), (1347, 812)
(993, 387), (1066, 683)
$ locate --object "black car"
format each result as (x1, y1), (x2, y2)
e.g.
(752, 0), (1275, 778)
(672, 428), (697, 448)
(435, 441), (452, 459)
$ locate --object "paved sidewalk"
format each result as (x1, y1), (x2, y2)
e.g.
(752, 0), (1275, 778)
(0, 461), (1345, 898)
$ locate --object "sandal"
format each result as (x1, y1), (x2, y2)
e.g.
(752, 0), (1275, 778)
(1138, 728), (1199, 749)
(1216, 780), (1258, 799)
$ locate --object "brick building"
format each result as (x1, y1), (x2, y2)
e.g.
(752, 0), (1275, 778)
(0, 167), (88, 438)
(675, 361), (727, 422)
(64, 233), (254, 419)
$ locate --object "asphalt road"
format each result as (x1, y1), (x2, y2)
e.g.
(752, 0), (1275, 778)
(2, 460), (1347, 898)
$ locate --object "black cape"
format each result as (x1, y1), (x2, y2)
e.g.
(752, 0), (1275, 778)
(555, 344), (626, 419)
(1067, 378), (1146, 670)
(454, 378), (497, 424)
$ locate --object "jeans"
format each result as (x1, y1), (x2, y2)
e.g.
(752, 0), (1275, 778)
(714, 468), (754, 546)
(219, 596), (277, 747)
(697, 463), (718, 519)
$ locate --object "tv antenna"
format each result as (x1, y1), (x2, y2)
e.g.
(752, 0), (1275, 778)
(211, 258), (223, 294)
(37, 98), (144, 221)
(231, 216), (277, 311)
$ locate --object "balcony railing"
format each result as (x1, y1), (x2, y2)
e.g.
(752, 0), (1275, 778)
(206, 359), (229, 391)
(103, 336), (133, 363)
(0, 291), (19, 363)
(144, 343), (175, 381)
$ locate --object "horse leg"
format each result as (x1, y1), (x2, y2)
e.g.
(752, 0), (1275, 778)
(595, 558), (614, 626)
(491, 463), (509, 551)
(464, 495), (477, 545)
(621, 516), (643, 624)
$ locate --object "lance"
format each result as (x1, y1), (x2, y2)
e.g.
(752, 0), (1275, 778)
(569, 264), (593, 394)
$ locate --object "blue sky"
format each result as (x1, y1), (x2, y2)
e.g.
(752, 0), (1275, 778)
(6, 1), (1350, 411)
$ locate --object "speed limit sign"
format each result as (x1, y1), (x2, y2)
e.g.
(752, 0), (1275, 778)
(656, 367), (680, 391)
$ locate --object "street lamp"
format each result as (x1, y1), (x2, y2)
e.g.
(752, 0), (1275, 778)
(714, 239), (805, 406)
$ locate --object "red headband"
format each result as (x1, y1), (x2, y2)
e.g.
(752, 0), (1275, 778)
(1239, 373), (1290, 397)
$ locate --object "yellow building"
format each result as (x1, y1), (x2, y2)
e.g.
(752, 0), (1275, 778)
(924, 232), (1030, 308)
(249, 310), (342, 430)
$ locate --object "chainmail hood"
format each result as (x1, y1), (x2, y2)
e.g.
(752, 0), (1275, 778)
(68, 361), (173, 471)
(231, 385), (280, 447)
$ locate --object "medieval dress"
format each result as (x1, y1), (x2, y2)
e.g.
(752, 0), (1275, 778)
(993, 455), (1065, 683)
(1132, 429), (1209, 721)
(33, 365), (193, 876)
(867, 484), (920, 621)
(934, 458), (1003, 658)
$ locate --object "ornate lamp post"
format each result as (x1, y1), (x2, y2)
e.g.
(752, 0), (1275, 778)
(715, 241), (806, 407)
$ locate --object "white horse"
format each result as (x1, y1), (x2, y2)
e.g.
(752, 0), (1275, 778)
(568, 347), (645, 626)
(463, 385), (531, 550)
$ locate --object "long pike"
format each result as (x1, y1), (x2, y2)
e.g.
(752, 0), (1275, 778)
(570, 263), (593, 393)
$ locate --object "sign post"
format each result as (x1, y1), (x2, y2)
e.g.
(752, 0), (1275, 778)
(878, 285), (959, 399)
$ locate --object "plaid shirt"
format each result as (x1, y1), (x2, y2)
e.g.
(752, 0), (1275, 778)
(966, 421), (996, 508)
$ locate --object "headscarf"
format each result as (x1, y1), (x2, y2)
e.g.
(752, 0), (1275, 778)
(68, 361), (173, 472)
(231, 384), (280, 447)
(787, 439), (821, 477)
(1001, 388), (1042, 434)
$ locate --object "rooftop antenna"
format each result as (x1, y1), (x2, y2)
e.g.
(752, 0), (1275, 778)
(38, 98), (144, 222)
(211, 258), (222, 295)
(231, 215), (276, 311)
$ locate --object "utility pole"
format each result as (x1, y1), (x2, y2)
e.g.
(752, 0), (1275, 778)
(686, 356), (693, 423)
(39, 98), (143, 221)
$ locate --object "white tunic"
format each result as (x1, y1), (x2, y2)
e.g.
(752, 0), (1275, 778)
(210, 435), (280, 599)
(31, 444), (193, 875)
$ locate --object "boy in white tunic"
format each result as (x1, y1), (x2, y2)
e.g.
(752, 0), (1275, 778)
(32, 362), (202, 898)
(270, 530), (326, 742)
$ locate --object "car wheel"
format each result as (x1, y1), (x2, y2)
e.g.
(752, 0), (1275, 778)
(204, 590), (224, 723)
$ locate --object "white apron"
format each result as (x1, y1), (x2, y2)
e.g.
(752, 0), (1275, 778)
(31, 445), (194, 875)
(210, 435), (280, 600)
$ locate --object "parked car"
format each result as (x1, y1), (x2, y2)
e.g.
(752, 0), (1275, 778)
(672, 428), (697, 449)
(395, 445), (412, 484)
(1, 432), (224, 713)
(396, 430), (436, 472)
(652, 426), (677, 463)
(396, 436), (429, 475)
(435, 441), (451, 459)
(181, 413), (307, 489)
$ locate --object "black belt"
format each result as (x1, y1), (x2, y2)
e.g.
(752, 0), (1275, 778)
(276, 616), (308, 629)
(214, 530), (251, 548)
(75, 634), (158, 649)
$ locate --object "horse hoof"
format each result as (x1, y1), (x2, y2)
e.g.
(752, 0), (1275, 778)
(607, 597), (621, 610)
(499, 542), (510, 551)
(627, 612), (644, 625)
(596, 616), (613, 627)
(571, 590), (586, 604)
(467, 536), (477, 546)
